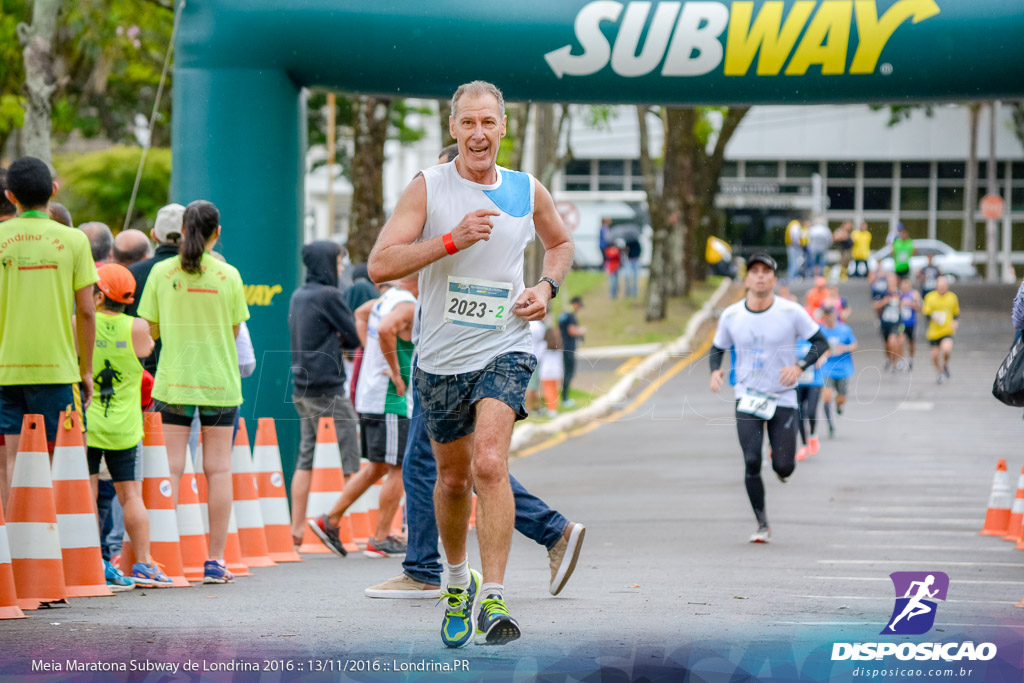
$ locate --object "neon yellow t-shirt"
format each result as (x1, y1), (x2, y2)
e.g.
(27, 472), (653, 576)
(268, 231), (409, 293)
(0, 213), (98, 385)
(922, 291), (959, 341)
(137, 252), (250, 406)
(851, 230), (872, 260)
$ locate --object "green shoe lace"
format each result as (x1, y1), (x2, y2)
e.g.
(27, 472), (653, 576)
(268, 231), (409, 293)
(480, 596), (510, 618)
(438, 589), (470, 616)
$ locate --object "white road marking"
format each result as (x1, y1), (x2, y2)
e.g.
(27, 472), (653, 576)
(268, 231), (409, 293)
(808, 576), (1024, 586)
(818, 559), (1024, 568)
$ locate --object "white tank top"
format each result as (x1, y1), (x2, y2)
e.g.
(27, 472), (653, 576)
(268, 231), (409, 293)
(417, 161), (535, 375)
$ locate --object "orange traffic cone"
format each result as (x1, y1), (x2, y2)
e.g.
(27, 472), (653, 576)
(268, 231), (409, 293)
(253, 418), (301, 562)
(981, 459), (1013, 536)
(0, 500), (28, 619)
(299, 417), (347, 554)
(177, 446), (209, 582)
(7, 415), (67, 609)
(120, 413), (190, 587)
(391, 499), (405, 539)
(52, 411), (111, 597)
(366, 474), (383, 536)
(231, 419), (275, 568)
(194, 439), (250, 577)
(1003, 465), (1024, 543)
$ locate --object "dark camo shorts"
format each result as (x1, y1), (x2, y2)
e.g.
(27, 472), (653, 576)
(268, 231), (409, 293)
(413, 352), (537, 444)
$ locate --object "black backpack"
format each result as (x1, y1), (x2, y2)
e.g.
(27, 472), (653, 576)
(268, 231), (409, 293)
(992, 333), (1024, 407)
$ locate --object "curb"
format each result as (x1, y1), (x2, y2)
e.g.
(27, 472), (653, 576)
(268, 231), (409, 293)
(510, 277), (739, 455)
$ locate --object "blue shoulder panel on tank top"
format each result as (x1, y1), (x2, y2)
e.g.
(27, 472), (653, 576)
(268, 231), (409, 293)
(483, 170), (531, 218)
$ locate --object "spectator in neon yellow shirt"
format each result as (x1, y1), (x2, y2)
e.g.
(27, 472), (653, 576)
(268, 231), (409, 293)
(138, 200), (249, 584)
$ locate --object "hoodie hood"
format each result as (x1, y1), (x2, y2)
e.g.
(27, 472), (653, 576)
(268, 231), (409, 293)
(302, 241), (341, 287)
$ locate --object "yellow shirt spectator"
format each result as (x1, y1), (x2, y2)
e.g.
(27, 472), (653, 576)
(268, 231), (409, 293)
(922, 290), (959, 340)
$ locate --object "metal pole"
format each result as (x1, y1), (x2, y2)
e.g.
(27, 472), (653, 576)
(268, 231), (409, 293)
(1003, 160), (1014, 283)
(326, 92), (336, 241)
(985, 101), (998, 283)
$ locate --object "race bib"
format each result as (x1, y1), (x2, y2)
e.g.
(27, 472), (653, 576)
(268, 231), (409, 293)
(738, 388), (778, 420)
(901, 306), (914, 321)
(931, 311), (947, 326)
(798, 367), (816, 385)
(443, 276), (514, 331)
(882, 303), (901, 323)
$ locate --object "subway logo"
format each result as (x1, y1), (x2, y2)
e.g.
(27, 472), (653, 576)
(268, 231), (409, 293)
(544, 0), (940, 78)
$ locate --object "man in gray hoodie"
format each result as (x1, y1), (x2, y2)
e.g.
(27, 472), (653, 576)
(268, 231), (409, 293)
(288, 241), (362, 551)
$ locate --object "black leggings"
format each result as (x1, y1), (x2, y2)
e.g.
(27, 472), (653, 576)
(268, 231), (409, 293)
(796, 385), (821, 444)
(735, 405), (799, 526)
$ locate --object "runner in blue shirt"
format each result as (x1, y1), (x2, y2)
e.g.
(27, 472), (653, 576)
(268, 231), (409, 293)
(820, 306), (858, 438)
(795, 338), (825, 461)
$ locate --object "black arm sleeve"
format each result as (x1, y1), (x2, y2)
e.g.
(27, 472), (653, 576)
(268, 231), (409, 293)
(325, 294), (362, 350)
(709, 345), (726, 373)
(800, 329), (830, 368)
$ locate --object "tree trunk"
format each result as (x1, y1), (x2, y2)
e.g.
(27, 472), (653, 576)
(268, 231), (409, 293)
(18, 0), (60, 169)
(348, 96), (392, 264)
(962, 103), (979, 252)
(507, 102), (530, 171)
(438, 98), (455, 148)
(662, 108), (691, 299)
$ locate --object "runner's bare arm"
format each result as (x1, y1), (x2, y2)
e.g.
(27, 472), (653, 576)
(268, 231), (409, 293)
(512, 181), (574, 321)
(131, 317), (155, 358)
(368, 175), (500, 283)
(354, 299), (376, 348)
(377, 302), (415, 397)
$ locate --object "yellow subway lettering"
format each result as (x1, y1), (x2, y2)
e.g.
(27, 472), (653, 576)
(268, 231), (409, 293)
(850, 0), (940, 74)
(262, 284), (282, 306)
(724, 0), (816, 76)
(786, 0), (853, 75)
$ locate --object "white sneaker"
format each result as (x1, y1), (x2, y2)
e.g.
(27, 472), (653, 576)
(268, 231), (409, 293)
(548, 522), (586, 596)
(749, 526), (771, 544)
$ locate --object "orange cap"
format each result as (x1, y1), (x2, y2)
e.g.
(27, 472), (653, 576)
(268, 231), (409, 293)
(97, 263), (136, 304)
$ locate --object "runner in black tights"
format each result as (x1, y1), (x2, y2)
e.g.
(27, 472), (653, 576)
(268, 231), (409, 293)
(709, 253), (829, 543)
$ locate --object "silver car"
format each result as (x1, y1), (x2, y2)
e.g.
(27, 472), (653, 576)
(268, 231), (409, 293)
(867, 239), (977, 281)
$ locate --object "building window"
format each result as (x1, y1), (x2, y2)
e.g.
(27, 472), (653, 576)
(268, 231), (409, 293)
(978, 161), (1007, 180)
(936, 219), (963, 249)
(937, 187), (963, 211)
(863, 186), (892, 211)
(899, 218), (927, 237)
(863, 162), (893, 179)
(937, 162), (965, 179)
(827, 161), (856, 179)
(563, 159), (592, 192)
(827, 186), (855, 210)
(785, 161), (818, 178)
(720, 161), (739, 178)
(899, 186), (929, 211)
(900, 162), (930, 179)
(746, 161), (779, 178)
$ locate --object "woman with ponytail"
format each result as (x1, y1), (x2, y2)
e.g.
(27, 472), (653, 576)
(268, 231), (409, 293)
(138, 199), (250, 584)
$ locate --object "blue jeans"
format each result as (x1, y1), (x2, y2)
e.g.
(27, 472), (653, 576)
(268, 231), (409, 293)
(402, 379), (568, 585)
(96, 480), (124, 561)
(786, 246), (803, 281)
(608, 270), (620, 299)
(621, 259), (639, 298)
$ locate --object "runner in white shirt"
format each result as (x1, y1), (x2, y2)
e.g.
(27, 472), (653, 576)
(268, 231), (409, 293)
(367, 81), (573, 648)
(709, 253), (829, 543)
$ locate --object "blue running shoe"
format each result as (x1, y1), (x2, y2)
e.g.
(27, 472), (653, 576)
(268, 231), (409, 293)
(131, 562), (173, 587)
(202, 559), (234, 584)
(475, 594), (521, 645)
(438, 569), (480, 649)
(103, 559), (135, 593)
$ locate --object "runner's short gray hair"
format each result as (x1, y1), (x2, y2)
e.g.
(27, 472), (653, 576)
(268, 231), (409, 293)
(451, 81), (505, 120)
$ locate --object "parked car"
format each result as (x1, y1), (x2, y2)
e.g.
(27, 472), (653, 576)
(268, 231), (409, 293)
(867, 239), (977, 281)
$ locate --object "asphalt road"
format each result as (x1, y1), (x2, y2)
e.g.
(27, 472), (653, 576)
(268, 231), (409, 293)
(2, 280), (1022, 681)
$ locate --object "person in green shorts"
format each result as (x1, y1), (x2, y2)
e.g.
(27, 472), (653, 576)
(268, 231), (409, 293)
(83, 263), (171, 587)
(0, 157), (97, 508)
(137, 200), (250, 584)
(892, 225), (914, 281)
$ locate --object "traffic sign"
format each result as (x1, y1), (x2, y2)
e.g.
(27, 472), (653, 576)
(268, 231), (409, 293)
(981, 194), (1005, 220)
(555, 200), (580, 233)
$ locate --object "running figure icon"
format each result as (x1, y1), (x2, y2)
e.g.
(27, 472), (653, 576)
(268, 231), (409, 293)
(94, 359), (122, 417)
(887, 574), (939, 632)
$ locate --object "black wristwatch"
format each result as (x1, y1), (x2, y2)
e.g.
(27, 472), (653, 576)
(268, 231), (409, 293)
(796, 358), (810, 370)
(539, 277), (559, 299)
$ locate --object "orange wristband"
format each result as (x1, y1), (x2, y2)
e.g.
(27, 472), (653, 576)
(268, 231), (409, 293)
(443, 232), (458, 255)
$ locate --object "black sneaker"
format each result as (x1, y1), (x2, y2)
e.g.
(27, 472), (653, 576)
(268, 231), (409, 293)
(943, 365), (950, 379)
(364, 536), (407, 558)
(475, 594), (521, 645)
(308, 514), (347, 556)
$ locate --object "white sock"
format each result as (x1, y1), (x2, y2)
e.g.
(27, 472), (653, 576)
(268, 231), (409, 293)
(445, 560), (470, 589)
(480, 582), (504, 599)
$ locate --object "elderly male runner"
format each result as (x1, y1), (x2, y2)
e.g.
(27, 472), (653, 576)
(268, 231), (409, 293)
(368, 81), (573, 647)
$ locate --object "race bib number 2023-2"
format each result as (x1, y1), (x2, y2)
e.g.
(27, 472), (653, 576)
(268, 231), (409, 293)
(444, 276), (514, 331)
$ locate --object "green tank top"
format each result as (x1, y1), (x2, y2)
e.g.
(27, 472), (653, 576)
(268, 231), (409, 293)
(86, 312), (144, 450)
(383, 336), (415, 416)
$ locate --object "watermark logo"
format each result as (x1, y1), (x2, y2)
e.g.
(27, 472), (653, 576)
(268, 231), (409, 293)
(882, 571), (948, 635)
